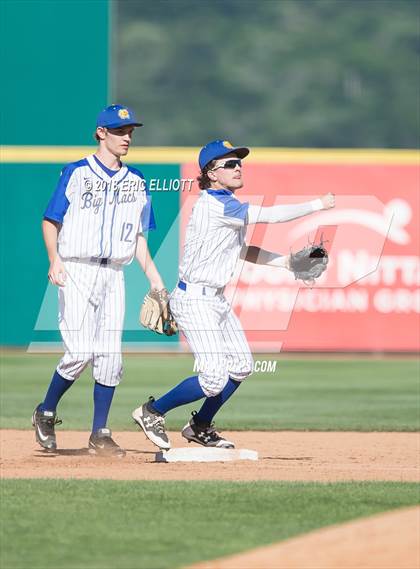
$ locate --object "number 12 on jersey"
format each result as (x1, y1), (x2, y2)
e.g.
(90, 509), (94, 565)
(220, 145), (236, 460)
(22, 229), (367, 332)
(120, 222), (134, 242)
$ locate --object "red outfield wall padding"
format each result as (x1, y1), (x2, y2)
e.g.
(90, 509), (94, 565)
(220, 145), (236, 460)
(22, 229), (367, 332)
(181, 162), (419, 352)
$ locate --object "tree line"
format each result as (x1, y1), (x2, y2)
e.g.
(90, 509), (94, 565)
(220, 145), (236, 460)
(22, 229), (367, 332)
(114, 0), (419, 148)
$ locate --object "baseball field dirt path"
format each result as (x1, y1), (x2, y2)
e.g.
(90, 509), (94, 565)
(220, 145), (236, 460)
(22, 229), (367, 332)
(1, 430), (419, 481)
(188, 506), (420, 569)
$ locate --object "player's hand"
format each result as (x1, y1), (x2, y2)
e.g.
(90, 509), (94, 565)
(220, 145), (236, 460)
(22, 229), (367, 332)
(320, 193), (335, 209)
(48, 256), (67, 287)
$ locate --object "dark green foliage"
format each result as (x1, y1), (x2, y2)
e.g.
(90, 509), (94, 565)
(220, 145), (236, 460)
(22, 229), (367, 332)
(114, 0), (419, 148)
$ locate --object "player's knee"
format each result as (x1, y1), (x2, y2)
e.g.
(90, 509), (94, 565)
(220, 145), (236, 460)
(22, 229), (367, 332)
(198, 369), (230, 397)
(95, 375), (121, 387)
(229, 355), (254, 381)
(58, 354), (92, 380)
(93, 355), (122, 387)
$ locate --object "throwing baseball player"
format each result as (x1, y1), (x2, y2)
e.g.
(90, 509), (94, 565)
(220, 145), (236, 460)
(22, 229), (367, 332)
(32, 104), (165, 456)
(132, 139), (335, 450)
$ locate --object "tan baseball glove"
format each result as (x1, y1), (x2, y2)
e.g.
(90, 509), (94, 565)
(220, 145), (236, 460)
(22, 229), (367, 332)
(139, 288), (178, 336)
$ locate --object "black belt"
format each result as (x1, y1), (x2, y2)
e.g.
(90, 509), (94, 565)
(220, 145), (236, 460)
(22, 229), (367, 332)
(90, 257), (110, 265)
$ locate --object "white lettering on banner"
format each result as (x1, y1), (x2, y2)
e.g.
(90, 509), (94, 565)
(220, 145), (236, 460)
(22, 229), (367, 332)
(237, 252), (420, 287)
(338, 251), (420, 286)
(232, 288), (369, 313)
(289, 198), (412, 245)
(238, 263), (295, 285)
(237, 289), (295, 311)
(373, 289), (420, 313)
(233, 287), (420, 314)
(296, 289), (369, 312)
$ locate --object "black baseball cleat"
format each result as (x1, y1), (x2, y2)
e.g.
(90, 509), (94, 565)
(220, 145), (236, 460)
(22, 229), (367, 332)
(88, 428), (126, 457)
(32, 403), (62, 451)
(181, 411), (235, 449)
(132, 396), (171, 450)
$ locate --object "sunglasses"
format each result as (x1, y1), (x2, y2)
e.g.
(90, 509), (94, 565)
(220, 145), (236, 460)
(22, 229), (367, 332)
(211, 159), (242, 171)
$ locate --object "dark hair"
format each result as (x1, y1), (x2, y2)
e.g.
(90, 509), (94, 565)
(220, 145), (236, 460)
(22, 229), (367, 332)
(197, 160), (216, 189)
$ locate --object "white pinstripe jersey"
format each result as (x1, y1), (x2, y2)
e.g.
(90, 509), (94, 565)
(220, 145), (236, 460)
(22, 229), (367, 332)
(179, 189), (249, 288)
(44, 154), (155, 264)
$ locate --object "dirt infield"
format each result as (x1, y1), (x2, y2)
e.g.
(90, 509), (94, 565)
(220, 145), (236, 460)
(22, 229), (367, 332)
(189, 506), (420, 569)
(1, 430), (419, 481)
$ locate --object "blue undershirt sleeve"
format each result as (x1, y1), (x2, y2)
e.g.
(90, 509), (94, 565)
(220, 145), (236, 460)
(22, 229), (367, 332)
(130, 168), (157, 233)
(43, 165), (74, 223)
(140, 196), (157, 232)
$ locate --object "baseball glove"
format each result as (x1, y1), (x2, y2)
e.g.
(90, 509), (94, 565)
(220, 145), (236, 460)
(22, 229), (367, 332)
(139, 288), (178, 336)
(289, 241), (329, 285)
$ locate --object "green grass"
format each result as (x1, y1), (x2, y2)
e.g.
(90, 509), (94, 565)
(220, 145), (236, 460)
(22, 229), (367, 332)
(1, 480), (419, 569)
(1, 353), (419, 431)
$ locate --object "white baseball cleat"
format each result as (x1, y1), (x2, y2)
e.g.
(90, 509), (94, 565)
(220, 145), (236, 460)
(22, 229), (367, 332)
(132, 397), (171, 450)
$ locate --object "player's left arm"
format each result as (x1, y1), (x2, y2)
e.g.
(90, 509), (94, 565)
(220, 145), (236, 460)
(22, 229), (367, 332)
(240, 244), (291, 270)
(247, 192), (335, 225)
(135, 233), (165, 290)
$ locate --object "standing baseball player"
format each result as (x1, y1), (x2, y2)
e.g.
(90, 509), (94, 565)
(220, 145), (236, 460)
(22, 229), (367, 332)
(32, 104), (165, 456)
(132, 139), (335, 450)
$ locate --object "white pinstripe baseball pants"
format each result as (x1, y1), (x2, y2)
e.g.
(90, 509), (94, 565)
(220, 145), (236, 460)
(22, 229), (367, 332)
(170, 287), (253, 397)
(56, 260), (125, 387)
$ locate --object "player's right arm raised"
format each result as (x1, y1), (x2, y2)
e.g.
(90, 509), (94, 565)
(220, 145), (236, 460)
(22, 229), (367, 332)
(247, 192), (335, 224)
(42, 219), (67, 286)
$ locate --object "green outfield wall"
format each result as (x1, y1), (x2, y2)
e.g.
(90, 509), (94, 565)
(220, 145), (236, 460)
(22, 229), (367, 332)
(0, 155), (180, 346)
(0, 0), (110, 345)
(0, 0), (110, 145)
(1, 1), (179, 348)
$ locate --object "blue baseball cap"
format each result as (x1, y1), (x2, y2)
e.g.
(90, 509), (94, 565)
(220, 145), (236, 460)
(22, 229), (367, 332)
(199, 139), (250, 170)
(96, 104), (143, 128)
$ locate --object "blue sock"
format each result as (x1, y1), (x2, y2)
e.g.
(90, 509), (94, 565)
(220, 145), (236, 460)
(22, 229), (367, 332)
(92, 382), (115, 433)
(152, 376), (205, 415)
(195, 378), (241, 425)
(41, 370), (74, 412)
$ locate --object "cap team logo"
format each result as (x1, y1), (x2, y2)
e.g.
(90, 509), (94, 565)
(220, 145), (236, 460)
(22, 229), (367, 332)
(118, 108), (130, 120)
(223, 141), (233, 148)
